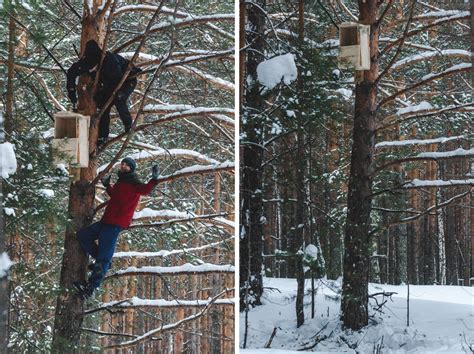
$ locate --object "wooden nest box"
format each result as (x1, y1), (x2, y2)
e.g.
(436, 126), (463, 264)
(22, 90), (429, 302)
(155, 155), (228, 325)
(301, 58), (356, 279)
(52, 111), (90, 168)
(338, 22), (370, 71)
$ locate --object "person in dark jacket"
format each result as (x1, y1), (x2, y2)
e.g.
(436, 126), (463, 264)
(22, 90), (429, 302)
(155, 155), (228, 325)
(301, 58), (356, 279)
(74, 157), (160, 299)
(66, 40), (141, 147)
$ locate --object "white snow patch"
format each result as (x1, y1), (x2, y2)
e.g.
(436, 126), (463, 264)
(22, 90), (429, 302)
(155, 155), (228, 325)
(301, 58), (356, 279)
(0, 143), (17, 178)
(257, 54), (298, 90)
(304, 244), (319, 260)
(116, 263), (235, 275)
(416, 148), (474, 159)
(405, 179), (474, 188)
(4, 208), (15, 216)
(421, 63), (471, 81)
(38, 189), (55, 198)
(396, 101), (433, 115)
(392, 50), (470, 69)
(335, 88), (352, 101)
(0, 252), (13, 278)
(241, 277), (474, 352)
(376, 135), (465, 148)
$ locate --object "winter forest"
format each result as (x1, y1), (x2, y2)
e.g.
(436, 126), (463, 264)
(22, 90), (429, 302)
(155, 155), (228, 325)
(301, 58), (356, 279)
(240, 0), (473, 353)
(1, 0), (234, 352)
(0, 0), (473, 353)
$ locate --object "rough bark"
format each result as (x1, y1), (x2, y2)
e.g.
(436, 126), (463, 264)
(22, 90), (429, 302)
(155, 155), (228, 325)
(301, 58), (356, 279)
(5, 10), (15, 137)
(240, 0), (266, 309)
(52, 3), (107, 351)
(293, 0), (305, 328)
(341, 0), (379, 331)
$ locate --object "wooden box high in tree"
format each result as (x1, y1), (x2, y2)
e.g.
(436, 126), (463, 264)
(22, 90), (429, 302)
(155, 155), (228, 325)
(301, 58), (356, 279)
(52, 111), (90, 168)
(338, 22), (370, 71)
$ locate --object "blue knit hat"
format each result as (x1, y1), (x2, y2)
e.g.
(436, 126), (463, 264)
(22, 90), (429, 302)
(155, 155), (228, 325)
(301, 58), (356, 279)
(121, 157), (136, 172)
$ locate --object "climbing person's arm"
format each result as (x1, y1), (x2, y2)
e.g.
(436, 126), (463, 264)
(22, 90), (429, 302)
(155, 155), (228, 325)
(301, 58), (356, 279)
(101, 175), (114, 196)
(66, 58), (93, 105)
(135, 165), (160, 195)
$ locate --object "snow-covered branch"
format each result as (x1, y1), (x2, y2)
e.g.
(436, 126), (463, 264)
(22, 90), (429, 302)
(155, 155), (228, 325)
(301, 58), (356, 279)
(113, 236), (234, 259)
(97, 148), (220, 172)
(375, 148), (474, 173)
(107, 263), (235, 279)
(155, 162), (234, 184)
(103, 288), (232, 349)
(403, 179), (474, 189)
(130, 209), (234, 233)
(391, 50), (470, 70)
(170, 65), (234, 91)
(376, 135), (467, 148)
(379, 63), (471, 107)
(85, 295), (234, 315)
(114, 14), (234, 53)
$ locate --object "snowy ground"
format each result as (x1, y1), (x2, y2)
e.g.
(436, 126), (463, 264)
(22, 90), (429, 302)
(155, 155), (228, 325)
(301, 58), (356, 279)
(240, 278), (474, 353)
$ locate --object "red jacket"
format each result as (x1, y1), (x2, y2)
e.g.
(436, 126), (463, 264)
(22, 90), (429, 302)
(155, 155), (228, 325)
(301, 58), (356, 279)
(101, 179), (158, 229)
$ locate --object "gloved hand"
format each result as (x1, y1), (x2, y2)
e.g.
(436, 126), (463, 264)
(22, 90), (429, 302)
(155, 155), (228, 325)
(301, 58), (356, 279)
(68, 89), (77, 105)
(101, 174), (111, 187)
(151, 165), (160, 180)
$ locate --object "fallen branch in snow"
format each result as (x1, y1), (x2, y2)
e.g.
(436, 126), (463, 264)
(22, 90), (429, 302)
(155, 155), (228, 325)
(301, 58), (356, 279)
(369, 291), (397, 315)
(264, 326), (280, 349)
(298, 322), (330, 351)
(103, 288), (231, 349)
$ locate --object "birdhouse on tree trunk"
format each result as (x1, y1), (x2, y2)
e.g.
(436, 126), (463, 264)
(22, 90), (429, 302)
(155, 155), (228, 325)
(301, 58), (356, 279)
(52, 111), (90, 168)
(338, 22), (370, 71)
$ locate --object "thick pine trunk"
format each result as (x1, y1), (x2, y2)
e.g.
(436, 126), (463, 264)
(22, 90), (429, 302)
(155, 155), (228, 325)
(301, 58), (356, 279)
(52, 3), (106, 351)
(341, 0), (379, 331)
(240, 0), (266, 309)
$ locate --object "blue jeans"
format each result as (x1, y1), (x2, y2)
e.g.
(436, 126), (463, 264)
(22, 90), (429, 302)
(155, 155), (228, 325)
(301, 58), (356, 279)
(77, 221), (121, 289)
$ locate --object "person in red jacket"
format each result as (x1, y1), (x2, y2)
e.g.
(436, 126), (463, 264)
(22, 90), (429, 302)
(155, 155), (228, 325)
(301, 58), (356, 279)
(74, 157), (160, 299)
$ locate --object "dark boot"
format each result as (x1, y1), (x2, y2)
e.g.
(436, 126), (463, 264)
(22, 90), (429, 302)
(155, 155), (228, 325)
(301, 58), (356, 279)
(97, 137), (108, 148)
(73, 281), (94, 300)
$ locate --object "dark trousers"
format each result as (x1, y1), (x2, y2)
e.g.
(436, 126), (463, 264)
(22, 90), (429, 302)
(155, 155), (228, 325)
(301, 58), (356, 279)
(96, 78), (137, 140)
(77, 221), (121, 289)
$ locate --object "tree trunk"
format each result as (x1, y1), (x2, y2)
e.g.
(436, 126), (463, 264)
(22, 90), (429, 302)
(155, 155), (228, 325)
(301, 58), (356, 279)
(240, 0), (266, 309)
(341, 0), (379, 331)
(293, 0), (306, 328)
(52, 3), (106, 351)
(5, 11), (15, 137)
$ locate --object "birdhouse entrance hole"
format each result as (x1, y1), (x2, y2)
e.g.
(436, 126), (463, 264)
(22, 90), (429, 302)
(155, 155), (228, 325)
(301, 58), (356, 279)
(338, 22), (370, 71)
(52, 111), (90, 169)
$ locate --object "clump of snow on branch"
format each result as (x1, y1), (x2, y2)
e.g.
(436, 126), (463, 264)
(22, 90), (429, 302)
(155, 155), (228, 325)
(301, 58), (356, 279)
(336, 88), (352, 101)
(0, 252), (13, 278)
(396, 101), (432, 115)
(38, 189), (55, 198)
(257, 53), (298, 90)
(0, 142), (17, 179)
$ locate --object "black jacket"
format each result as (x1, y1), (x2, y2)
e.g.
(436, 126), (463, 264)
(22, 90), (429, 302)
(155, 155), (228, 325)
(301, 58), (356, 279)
(67, 52), (130, 93)
(66, 40), (140, 100)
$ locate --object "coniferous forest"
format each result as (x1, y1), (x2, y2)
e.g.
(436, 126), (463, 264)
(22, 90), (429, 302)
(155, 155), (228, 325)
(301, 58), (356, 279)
(1, 0), (473, 353)
(1, 1), (234, 352)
